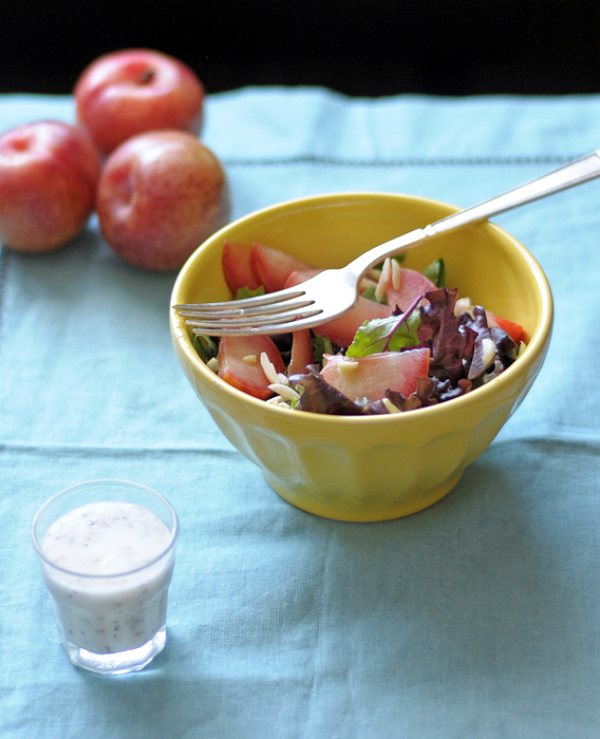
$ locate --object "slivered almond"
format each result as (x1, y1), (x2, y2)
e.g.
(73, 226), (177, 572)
(391, 258), (402, 290)
(383, 398), (402, 414)
(454, 297), (472, 316)
(260, 352), (281, 384)
(359, 277), (377, 291)
(481, 338), (496, 368)
(266, 397), (292, 408)
(375, 257), (391, 303)
(337, 359), (359, 375)
(268, 383), (300, 401)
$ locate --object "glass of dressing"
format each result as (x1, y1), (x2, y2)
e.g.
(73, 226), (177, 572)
(32, 479), (179, 675)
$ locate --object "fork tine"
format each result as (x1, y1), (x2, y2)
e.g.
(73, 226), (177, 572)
(173, 286), (306, 312)
(190, 309), (326, 336)
(178, 297), (316, 321)
(186, 306), (323, 332)
(173, 269), (340, 335)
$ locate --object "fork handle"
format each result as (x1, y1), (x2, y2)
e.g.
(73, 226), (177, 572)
(349, 149), (600, 276)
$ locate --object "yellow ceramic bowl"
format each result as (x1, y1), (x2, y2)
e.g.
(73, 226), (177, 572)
(170, 192), (553, 522)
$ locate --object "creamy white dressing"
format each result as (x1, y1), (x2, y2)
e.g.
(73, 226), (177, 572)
(42, 501), (171, 576)
(40, 501), (175, 655)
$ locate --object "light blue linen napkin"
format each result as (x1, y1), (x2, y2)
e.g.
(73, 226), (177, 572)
(2, 89), (600, 738)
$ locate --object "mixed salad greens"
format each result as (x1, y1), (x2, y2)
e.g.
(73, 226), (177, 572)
(191, 241), (527, 416)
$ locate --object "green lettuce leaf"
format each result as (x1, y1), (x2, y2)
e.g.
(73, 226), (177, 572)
(360, 284), (388, 305)
(192, 333), (219, 362)
(312, 335), (334, 367)
(422, 258), (446, 288)
(346, 305), (421, 358)
(234, 285), (265, 300)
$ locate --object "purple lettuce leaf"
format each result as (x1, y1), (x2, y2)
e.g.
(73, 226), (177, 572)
(289, 366), (388, 416)
(418, 288), (471, 384)
(385, 376), (473, 411)
(286, 287), (520, 417)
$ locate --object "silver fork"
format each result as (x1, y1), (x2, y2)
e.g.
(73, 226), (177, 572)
(174, 149), (600, 336)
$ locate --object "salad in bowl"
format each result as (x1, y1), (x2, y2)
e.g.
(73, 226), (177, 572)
(170, 192), (552, 521)
(193, 240), (528, 417)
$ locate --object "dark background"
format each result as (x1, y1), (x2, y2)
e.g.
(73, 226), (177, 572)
(2, 0), (600, 97)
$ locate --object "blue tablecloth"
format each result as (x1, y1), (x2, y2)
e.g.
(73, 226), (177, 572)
(2, 88), (600, 738)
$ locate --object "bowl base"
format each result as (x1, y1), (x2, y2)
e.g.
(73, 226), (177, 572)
(263, 468), (465, 522)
